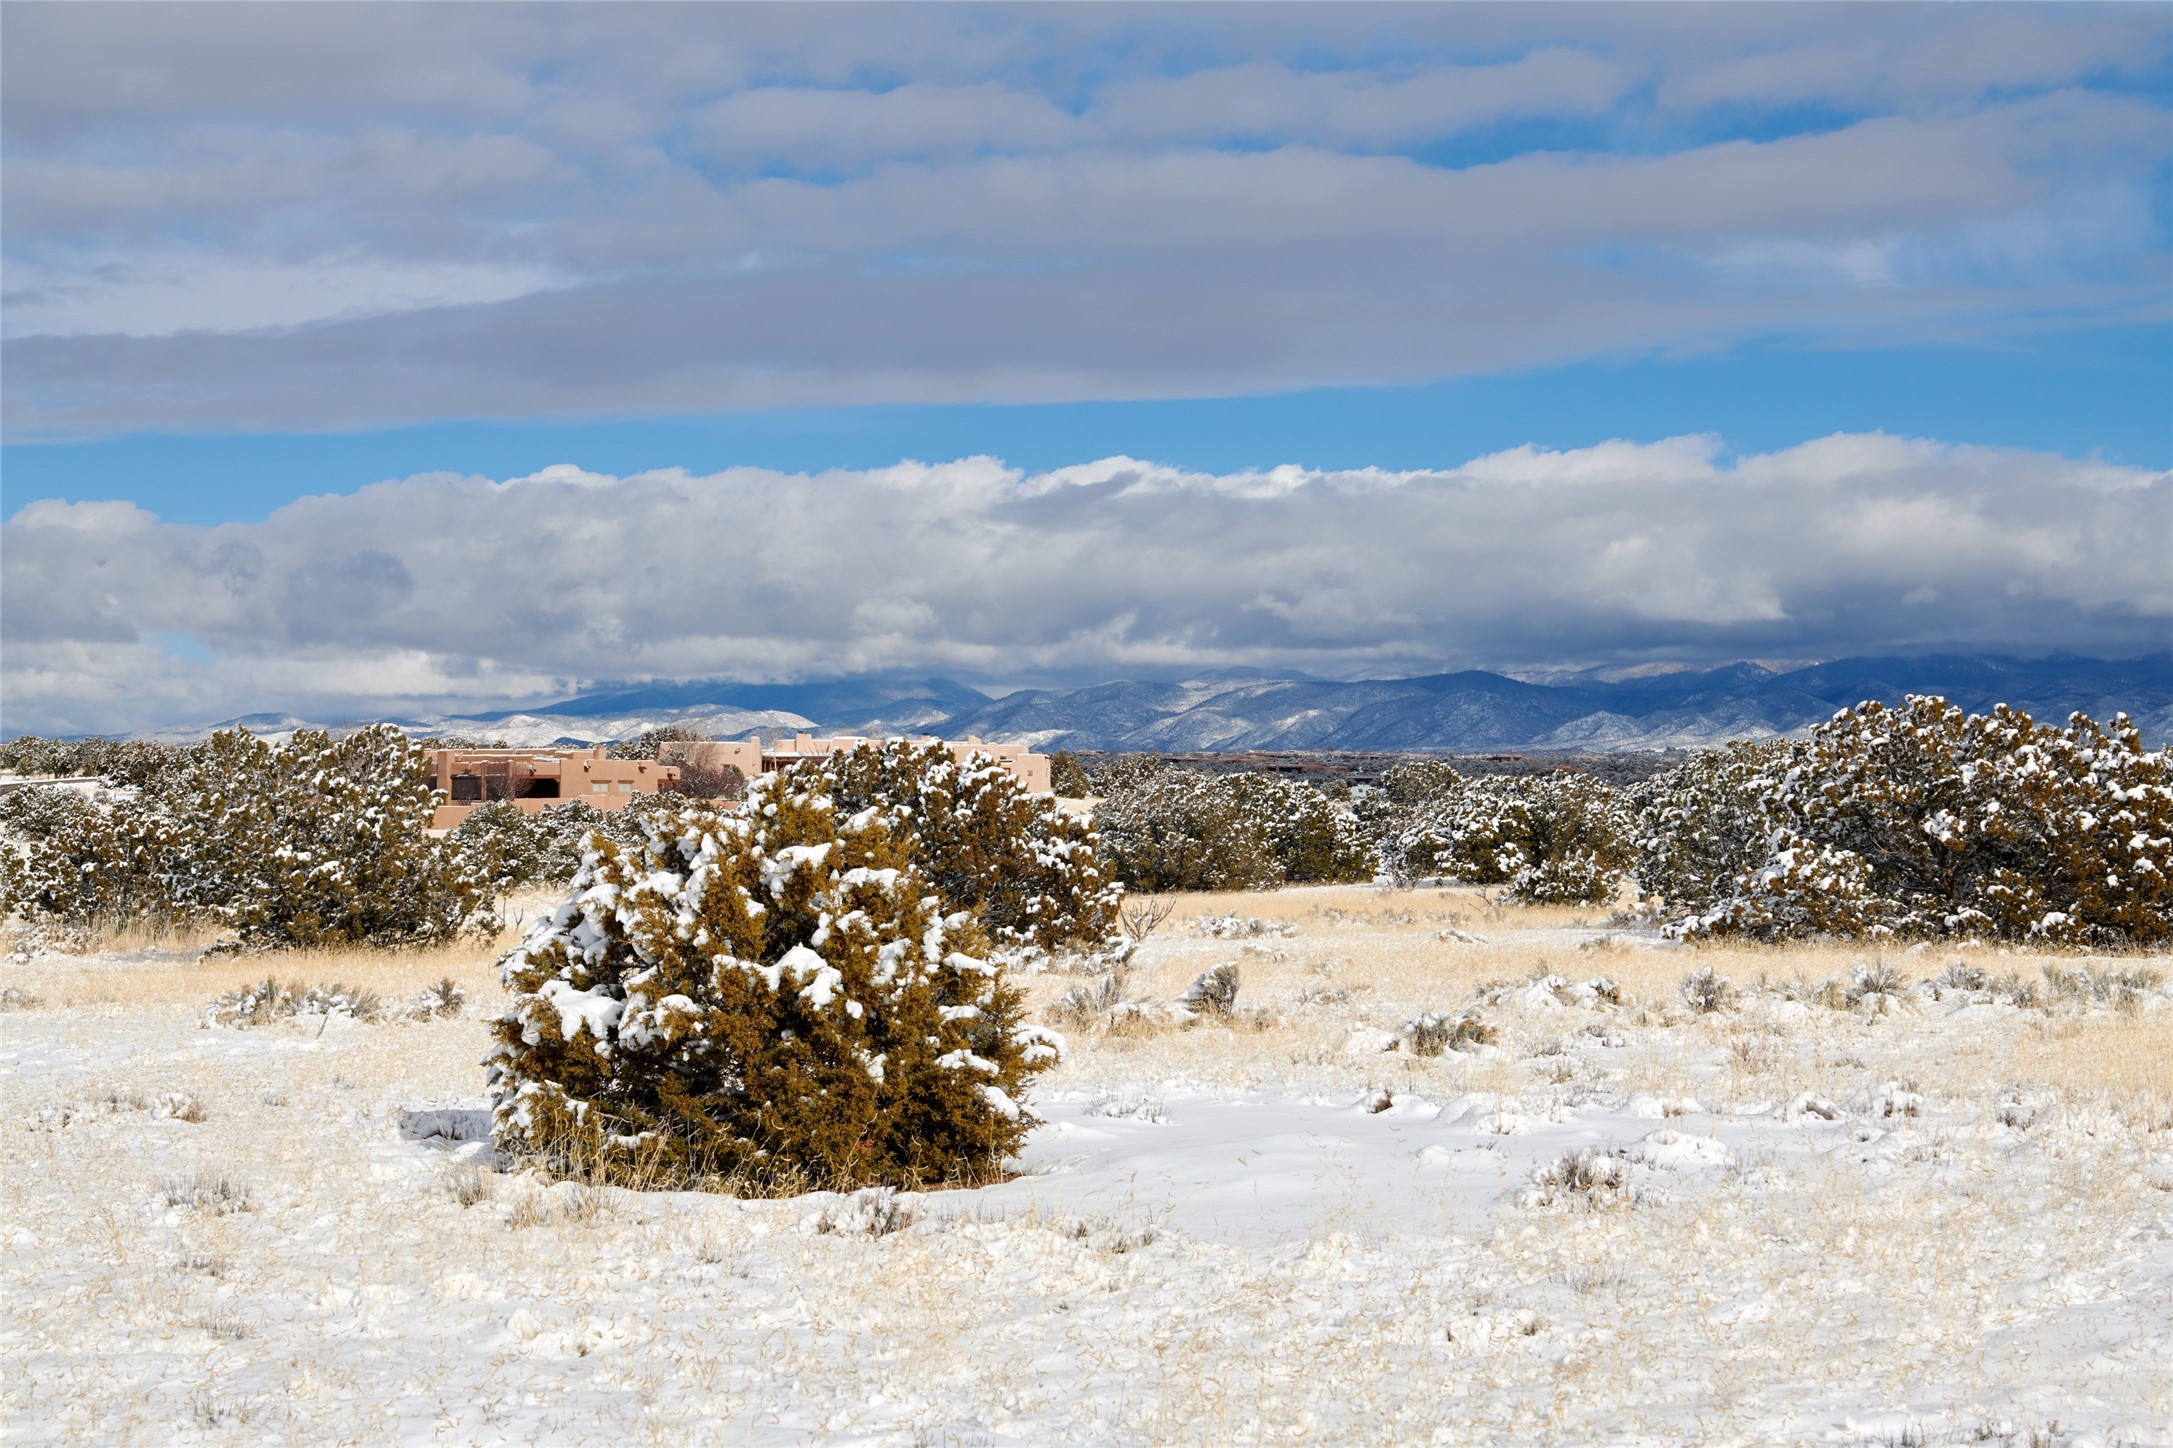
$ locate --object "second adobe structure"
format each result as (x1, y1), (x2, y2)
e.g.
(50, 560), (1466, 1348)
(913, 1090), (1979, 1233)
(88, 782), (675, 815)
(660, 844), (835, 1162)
(661, 733), (1052, 795)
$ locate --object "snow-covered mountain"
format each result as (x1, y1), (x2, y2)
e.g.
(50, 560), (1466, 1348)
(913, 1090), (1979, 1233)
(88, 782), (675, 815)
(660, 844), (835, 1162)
(398, 706), (820, 749)
(141, 713), (322, 746)
(932, 655), (2173, 752)
(136, 654), (2171, 751)
(141, 706), (819, 750)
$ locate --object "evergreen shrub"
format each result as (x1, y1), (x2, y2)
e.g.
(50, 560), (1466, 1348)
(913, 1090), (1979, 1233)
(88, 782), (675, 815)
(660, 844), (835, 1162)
(489, 777), (1062, 1190)
(1094, 762), (1374, 892)
(1377, 767), (1633, 904)
(1673, 698), (2173, 945)
(1048, 750), (1092, 798)
(0, 735), (187, 788)
(608, 726), (708, 761)
(3, 725), (490, 947)
(0, 785), (96, 843)
(452, 800), (547, 894)
(1627, 741), (1791, 914)
(786, 740), (1121, 953)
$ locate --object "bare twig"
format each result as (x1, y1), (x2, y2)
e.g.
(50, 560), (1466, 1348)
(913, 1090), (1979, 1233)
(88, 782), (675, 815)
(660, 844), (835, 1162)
(1119, 894), (1174, 945)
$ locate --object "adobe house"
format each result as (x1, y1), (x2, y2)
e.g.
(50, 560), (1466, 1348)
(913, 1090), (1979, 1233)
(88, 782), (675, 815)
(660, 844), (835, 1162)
(660, 733), (1053, 795)
(425, 746), (679, 829)
(428, 734), (1052, 829)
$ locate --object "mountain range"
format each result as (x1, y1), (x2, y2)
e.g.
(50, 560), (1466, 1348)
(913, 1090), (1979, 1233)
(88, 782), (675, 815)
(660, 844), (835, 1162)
(149, 654), (2173, 753)
(927, 655), (2173, 752)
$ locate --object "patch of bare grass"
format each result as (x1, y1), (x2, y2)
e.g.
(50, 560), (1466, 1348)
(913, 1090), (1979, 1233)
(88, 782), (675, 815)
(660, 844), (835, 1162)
(157, 1170), (253, 1215)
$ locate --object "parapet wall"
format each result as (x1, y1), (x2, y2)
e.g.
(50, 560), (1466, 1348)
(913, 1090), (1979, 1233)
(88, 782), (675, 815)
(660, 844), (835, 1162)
(662, 734), (1052, 795)
(425, 745), (680, 829)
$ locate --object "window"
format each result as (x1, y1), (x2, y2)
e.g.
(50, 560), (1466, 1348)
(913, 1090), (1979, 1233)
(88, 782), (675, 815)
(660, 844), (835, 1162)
(617, 783), (633, 792)
(592, 783), (609, 794)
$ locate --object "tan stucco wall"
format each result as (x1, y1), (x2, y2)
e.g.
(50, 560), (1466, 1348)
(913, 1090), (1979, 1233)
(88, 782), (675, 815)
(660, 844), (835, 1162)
(426, 746), (679, 829)
(663, 734), (1052, 794)
(657, 739), (764, 781)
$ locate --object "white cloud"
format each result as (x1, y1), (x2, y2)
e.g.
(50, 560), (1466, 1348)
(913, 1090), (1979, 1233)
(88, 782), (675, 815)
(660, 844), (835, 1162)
(4, 436), (2164, 735)
(1092, 51), (1637, 149)
(697, 83), (1081, 170)
(10, 93), (2163, 436)
(1657, 10), (2167, 115)
(2, 8), (2164, 432)
(1, 256), (567, 339)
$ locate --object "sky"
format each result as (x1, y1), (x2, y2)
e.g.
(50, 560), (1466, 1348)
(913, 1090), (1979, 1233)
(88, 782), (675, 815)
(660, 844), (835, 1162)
(3, 2), (2169, 735)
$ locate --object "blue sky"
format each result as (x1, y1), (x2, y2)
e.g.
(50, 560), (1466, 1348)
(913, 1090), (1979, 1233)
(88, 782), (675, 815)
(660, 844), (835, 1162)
(7, 327), (2167, 527)
(2, 3), (2168, 732)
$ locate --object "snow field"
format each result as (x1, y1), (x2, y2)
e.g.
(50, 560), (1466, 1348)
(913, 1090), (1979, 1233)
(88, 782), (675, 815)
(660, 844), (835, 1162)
(3, 884), (2169, 1445)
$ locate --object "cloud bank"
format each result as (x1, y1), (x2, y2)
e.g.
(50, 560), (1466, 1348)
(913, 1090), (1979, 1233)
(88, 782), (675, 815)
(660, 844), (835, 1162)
(5, 435), (2165, 735)
(5, 4), (2167, 436)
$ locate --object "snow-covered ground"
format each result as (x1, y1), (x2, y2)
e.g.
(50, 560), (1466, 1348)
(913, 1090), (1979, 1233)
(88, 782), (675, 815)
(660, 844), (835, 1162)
(4, 887), (2169, 1445)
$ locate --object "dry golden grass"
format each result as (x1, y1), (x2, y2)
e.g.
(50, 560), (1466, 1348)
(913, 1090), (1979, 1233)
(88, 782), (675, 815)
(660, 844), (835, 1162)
(1090, 883), (1988, 1006)
(1016, 884), (2173, 1124)
(9, 880), (2167, 1115)
(1979, 1013), (2173, 1119)
(1, 886), (573, 1010)
(17, 942), (506, 1013)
